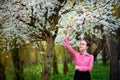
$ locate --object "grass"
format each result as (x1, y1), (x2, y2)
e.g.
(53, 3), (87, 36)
(23, 65), (42, 80)
(91, 60), (110, 80)
(51, 63), (75, 80)
(51, 60), (110, 80)
(6, 60), (110, 80)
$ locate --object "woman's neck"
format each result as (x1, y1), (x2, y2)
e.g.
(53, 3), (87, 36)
(80, 50), (87, 55)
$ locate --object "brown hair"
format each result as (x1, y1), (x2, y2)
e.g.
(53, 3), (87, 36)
(83, 39), (91, 47)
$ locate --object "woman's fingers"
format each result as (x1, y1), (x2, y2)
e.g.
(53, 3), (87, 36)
(67, 27), (72, 37)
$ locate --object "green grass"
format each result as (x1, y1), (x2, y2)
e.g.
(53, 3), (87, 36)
(23, 65), (42, 80)
(6, 60), (110, 80)
(51, 63), (75, 80)
(91, 60), (110, 80)
(51, 60), (110, 80)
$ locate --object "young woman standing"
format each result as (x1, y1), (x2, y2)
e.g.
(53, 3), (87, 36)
(64, 28), (94, 80)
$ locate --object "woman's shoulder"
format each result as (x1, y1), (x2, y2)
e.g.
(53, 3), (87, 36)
(89, 54), (94, 59)
(87, 53), (94, 58)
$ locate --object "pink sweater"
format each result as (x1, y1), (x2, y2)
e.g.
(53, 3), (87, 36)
(65, 37), (94, 72)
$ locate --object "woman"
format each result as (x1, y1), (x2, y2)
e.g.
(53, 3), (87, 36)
(64, 28), (94, 80)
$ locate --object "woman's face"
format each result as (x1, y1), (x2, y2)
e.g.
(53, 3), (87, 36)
(79, 40), (88, 52)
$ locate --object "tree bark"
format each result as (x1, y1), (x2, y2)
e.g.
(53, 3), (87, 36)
(63, 48), (69, 74)
(63, 60), (68, 74)
(53, 53), (59, 74)
(102, 45), (107, 66)
(102, 37), (109, 66)
(0, 62), (6, 80)
(12, 48), (24, 80)
(106, 34), (120, 80)
(41, 36), (54, 80)
(92, 40), (104, 61)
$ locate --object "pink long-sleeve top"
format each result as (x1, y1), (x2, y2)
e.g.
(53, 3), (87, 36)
(65, 37), (94, 72)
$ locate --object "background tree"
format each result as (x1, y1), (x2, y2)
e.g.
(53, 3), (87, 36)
(57, 0), (120, 80)
(0, 0), (66, 79)
(0, 0), (120, 80)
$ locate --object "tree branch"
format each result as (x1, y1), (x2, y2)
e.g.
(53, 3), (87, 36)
(93, 0), (113, 11)
(61, 0), (76, 14)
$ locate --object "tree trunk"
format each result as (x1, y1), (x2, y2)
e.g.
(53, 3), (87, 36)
(0, 62), (6, 80)
(12, 48), (24, 80)
(102, 45), (107, 66)
(106, 34), (120, 80)
(53, 53), (59, 74)
(63, 48), (69, 74)
(63, 61), (68, 74)
(102, 38), (109, 66)
(117, 28), (120, 80)
(93, 40), (104, 61)
(41, 37), (54, 80)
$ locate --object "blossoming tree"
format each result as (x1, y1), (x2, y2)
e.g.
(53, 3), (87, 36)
(0, 0), (120, 80)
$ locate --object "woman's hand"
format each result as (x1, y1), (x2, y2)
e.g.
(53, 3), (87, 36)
(67, 27), (72, 37)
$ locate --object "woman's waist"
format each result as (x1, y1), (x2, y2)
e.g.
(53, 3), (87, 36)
(75, 65), (89, 72)
(75, 69), (90, 73)
(75, 65), (87, 69)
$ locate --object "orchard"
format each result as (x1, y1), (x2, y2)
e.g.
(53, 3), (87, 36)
(0, 0), (120, 80)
